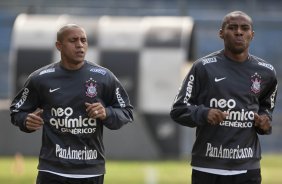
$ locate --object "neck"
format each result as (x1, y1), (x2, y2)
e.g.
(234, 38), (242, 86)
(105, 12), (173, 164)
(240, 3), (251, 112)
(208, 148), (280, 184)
(60, 60), (84, 70)
(223, 50), (249, 63)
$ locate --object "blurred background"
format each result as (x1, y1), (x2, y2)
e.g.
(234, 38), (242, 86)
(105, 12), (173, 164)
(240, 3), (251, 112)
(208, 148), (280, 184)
(0, 0), (282, 161)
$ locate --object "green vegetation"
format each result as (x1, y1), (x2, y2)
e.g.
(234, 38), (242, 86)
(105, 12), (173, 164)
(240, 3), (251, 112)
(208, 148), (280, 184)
(260, 154), (282, 184)
(0, 154), (281, 184)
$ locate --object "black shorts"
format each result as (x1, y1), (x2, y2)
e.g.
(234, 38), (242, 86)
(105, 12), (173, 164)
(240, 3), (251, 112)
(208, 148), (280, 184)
(192, 169), (261, 184)
(36, 171), (104, 184)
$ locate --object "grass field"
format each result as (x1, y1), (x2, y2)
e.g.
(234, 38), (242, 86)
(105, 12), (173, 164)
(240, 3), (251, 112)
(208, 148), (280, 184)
(0, 154), (281, 184)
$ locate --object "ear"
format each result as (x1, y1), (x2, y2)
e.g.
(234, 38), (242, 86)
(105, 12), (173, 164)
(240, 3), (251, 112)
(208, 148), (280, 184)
(55, 41), (62, 51)
(219, 29), (224, 39)
(251, 30), (255, 40)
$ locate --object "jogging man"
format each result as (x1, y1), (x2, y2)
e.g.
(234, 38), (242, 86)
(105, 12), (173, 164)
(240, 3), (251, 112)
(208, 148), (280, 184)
(10, 24), (134, 184)
(170, 11), (277, 184)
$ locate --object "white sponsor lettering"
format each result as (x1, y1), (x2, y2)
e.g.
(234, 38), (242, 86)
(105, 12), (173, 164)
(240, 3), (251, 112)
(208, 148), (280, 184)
(225, 108), (255, 121)
(258, 62), (274, 70)
(50, 107), (96, 134)
(116, 88), (126, 107)
(39, 68), (55, 75)
(90, 68), (106, 75)
(270, 85), (277, 109)
(202, 57), (217, 65)
(55, 144), (97, 160)
(61, 128), (96, 134)
(220, 121), (253, 128)
(205, 143), (253, 159)
(183, 75), (194, 104)
(210, 98), (255, 128)
(15, 88), (29, 109)
(210, 98), (236, 109)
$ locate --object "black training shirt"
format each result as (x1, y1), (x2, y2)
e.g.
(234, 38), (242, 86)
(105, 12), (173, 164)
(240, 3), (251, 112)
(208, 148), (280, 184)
(170, 50), (277, 170)
(10, 60), (134, 175)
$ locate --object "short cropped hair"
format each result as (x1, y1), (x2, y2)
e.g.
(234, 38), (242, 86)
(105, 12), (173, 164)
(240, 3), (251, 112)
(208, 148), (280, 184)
(221, 11), (253, 30)
(57, 24), (83, 41)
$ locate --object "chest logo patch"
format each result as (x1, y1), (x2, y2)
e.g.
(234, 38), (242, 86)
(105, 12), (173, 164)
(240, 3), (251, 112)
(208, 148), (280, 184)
(251, 73), (262, 94)
(85, 78), (97, 98)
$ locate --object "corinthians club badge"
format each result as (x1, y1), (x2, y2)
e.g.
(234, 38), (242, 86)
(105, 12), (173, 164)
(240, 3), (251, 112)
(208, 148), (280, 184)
(251, 73), (262, 94)
(85, 78), (97, 98)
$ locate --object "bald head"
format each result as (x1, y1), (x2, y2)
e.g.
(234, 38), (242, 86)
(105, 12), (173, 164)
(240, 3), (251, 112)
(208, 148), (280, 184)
(221, 11), (253, 30)
(57, 24), (86, 42)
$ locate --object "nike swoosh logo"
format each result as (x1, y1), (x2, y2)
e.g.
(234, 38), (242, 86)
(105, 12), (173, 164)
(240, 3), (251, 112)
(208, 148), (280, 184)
(215, 77), (226, 82)
(49, 88), (60, 93)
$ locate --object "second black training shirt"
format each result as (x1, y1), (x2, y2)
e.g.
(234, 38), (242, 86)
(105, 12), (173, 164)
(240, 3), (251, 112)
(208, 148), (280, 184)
(170, 50), (277, 170)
